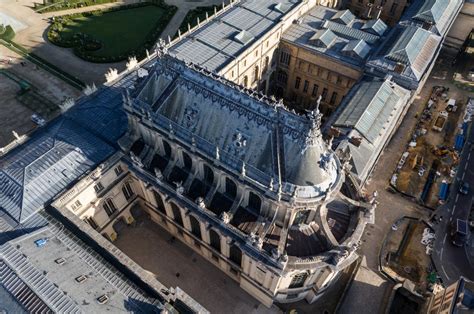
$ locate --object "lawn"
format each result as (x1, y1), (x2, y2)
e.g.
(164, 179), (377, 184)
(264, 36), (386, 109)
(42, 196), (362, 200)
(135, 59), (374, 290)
(49, 3), (176, 62)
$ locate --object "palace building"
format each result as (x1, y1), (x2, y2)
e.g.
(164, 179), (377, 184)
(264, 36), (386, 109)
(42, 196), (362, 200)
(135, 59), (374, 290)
(0, 0), (465, 310)
(50, 52), (375, 306)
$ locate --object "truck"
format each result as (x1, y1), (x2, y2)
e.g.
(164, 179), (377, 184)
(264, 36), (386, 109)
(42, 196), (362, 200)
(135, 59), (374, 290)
(432, 111), (448, 132)
(451, 219), (469, 247)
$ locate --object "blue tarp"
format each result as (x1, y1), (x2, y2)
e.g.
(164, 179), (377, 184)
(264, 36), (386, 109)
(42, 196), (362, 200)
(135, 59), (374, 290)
(455, 134), (465, 151)
(439, 182), (449, 201)
(462, 122), (468, 135)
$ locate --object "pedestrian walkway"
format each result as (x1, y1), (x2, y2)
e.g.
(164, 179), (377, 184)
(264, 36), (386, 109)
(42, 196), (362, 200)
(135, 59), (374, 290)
(159, 0), (225, 40)
(41, 0), (141, 18)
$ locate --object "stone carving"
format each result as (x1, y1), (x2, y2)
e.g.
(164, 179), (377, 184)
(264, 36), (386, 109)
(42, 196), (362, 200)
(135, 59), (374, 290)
(319, 152), (334, 172)
(183, 104), (199, 131)
(83, 83), (97, 96)
(174, 181), (184, 195)
(229, 130), (247, 158)
(215, 146), (220, 160)
(126, 56), (138, 71)
(195, 197), (206, 209)
(105, 68), (118, 83)
(154, 168), (163, 182)
(130, 151), (143, 168)
(220, 211), (231, 224)
(156, 38), (168, 58)
(60, 98), (75, 113)
(241, 162), (246, 177)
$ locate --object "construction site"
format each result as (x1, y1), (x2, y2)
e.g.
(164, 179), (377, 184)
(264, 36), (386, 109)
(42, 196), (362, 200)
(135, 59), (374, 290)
(391, 85), (471, 208)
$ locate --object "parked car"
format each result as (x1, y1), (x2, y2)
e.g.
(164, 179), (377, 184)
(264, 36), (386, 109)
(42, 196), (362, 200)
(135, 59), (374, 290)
(459, 181), (470, 195)
(31, 114), (46, 127)
(451, 219), (469, 247)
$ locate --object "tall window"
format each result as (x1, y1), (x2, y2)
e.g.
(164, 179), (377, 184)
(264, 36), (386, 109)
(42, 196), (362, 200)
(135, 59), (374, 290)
(103, 199), (117, 217)
(171, 203), (183, 227)
(248, 192), (262, 214)
(84, 217), (98, 229)
(312, 84), (319, 97)
(209, 229), (221, 253)
(189, 216), (202, 240)
(114, 165), (123, 176)
(264, 56), (270, 73)
(229, 244), (242, 267)
(303, 80), (309, 93)
(122, 182), (134, 201)
(321, 88), (328, 101)
(280, 51), (291, 66)
(330, 92), (338, 105)
(153, 191), (166, 215)
(294, 77), (301, 90)
(289, 272), (308, 289)
(277, 71), (288, 84)
(94, 182), (104, 193)
(253, 66), (259, 83)
(243, 76), (249, 87)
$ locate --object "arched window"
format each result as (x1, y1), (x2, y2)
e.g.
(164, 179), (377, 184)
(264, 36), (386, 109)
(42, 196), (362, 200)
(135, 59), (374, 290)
(229, 244), (242, 267)
(225, 178), (237, 200)
(122, 181), (134, 201)
(103, 199), (117, 217)
(171, 203), (183, 227)
(243, 76), (248, 88)
(289, 272), (309, 289)
(153, 191), (166, 215)
(264, 56), (270, 72)
(189, 215), (202, 240)
(183, 152), (193, 171)
(253, 66), (259, 83)
(248, 192), (261, 214)
(162, 140), (172, 158)
(209, 229), (221, 253)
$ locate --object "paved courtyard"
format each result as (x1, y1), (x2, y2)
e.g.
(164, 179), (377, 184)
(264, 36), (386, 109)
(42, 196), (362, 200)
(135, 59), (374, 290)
(113, 216), (280, 314)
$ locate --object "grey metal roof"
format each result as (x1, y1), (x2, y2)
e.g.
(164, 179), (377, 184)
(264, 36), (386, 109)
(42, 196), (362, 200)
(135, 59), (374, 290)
(401, 0), (463, 36)
(330, 9), (355, 25)
(282, 6), (384, 68)
(1, 225), (161, 313)
(334, 78), (410, 143)
(310, 29), (337, 48)
(342, 40), (371, 59)
(367, 25), (441, 87)
(169, 0), (301, 72)
(361, 19), (388, 36)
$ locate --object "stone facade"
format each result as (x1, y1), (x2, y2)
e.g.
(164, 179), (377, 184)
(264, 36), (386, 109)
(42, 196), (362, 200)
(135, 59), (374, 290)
(52, 53), (374, 307)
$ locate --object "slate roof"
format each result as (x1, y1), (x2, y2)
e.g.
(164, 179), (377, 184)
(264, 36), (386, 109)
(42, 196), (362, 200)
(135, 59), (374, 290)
(127, 55), (340, 197)
(401, 0), (463, 36)
(169, 0), (301, 72)
(282, 6), (386, 68)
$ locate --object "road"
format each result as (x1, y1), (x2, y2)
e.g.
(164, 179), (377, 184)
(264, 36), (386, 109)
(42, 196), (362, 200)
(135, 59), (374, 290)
(432, 107), (474, 285)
